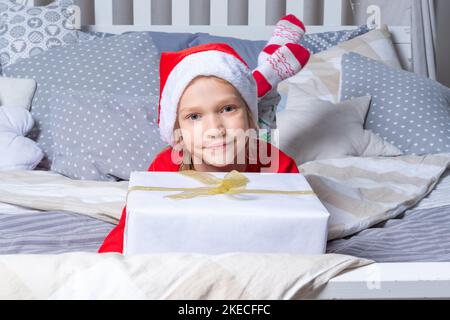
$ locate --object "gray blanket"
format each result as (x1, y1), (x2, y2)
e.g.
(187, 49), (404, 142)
(0, 211), (114, 255)
(327, 204), (450, 262)
(2, 204), (450, 262)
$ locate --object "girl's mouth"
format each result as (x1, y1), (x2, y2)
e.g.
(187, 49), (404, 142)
(204, 140), (233, 149)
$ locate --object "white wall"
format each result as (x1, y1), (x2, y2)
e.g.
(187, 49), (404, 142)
(436, 0), (450, 87)
(350, 0), (412, 25)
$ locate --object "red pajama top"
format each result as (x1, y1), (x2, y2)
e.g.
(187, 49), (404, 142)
(98, 141), (299, 253)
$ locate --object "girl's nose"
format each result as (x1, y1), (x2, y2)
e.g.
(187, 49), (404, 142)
(204, 114), (226, 138)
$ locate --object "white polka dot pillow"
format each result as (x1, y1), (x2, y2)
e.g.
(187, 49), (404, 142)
(340, 52), (450, 155)
(0, 105), (43, 171)
(0, 0), (78, 69)
(0, 76), (36, 110)
(48, 90), (166, 181)
(3, 32), (161, 169)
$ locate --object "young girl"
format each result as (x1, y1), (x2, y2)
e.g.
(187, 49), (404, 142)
(99, 15), (310, 253)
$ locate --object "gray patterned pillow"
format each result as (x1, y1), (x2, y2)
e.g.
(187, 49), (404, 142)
(49, 90), (165, 181)
(3, 32), (161, 168)
(0, 0), (78, 69)
(340, 52), (450, 155)
(301, 26), (370, 54)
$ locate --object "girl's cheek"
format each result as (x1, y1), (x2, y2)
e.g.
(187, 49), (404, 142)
(228, 108), (248, 127)
(180, 124), (203, 152)
(192, 121), (206, 147)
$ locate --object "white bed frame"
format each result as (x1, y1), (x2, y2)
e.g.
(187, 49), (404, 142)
(82, 0), (413, 71)
(30, 0), (450, 299)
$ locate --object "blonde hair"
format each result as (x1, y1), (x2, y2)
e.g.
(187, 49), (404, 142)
(174, 75), (259, 171)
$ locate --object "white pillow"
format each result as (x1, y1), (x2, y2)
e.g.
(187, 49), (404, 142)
(285, 26), (402, 107)
(0, 77), (37, 110)
(0, 106), (43, 171)
(276, 96), (403, 165)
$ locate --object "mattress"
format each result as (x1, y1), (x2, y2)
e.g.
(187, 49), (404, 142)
(1, 169), (450, 260)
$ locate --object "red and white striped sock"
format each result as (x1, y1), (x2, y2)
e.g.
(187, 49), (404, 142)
(257, 14), (306, 66)
(252, 43), (311, 98)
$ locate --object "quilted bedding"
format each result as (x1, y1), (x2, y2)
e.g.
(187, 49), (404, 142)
(1, 153), (450, 299)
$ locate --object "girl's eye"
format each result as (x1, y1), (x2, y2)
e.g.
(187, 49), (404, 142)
(221, 105), (236, 113)
(187, 113), (200, 121)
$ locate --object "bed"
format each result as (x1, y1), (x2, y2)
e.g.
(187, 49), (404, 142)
(1, 0), (450, 300)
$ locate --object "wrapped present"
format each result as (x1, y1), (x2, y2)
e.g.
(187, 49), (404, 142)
(124, 170), (329, 255)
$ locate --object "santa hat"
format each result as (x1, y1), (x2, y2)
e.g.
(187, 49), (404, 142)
(157, 41), (310, 147)
(157, 43), (258, 147)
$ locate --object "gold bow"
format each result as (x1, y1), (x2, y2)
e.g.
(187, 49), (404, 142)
(128, 170), (315, 200)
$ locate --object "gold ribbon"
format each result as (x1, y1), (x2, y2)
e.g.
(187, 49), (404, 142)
(127, 170), (316, 200)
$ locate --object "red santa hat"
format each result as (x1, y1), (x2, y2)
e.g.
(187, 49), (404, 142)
(157, 41), (310, 147)
(157, 43), (258, 147)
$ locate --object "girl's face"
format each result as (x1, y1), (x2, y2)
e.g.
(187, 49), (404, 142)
(176, 76), (253, 170)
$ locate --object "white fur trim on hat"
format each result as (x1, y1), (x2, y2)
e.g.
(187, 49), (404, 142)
(159, 50), (258, 146)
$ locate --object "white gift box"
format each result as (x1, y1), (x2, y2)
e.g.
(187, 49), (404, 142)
(124, 171), (330, 255)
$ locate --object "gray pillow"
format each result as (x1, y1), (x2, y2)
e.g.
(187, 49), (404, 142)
(76, 30), (115, 41)
(3, 32), (160, 168)
(136, 31), (196, 53)
(340, 52), (450, 155)
(0, 0), (79, 69)
(189, 25), (370, 69)
(78, 29), (196, 53)
(49, 90), (165, 181)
